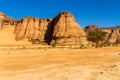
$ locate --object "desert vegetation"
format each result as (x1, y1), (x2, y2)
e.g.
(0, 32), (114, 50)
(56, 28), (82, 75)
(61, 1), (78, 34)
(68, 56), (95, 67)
(87, 30), (107, 47)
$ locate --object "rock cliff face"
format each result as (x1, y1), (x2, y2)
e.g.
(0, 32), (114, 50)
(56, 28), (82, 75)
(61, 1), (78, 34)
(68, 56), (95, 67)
(51, 11), (87, 45)
(0, 11), (86, 45)
(85, 25), (120, 44)
(102, 27), (120, 43)
(0, 12), (16, 30)
(1, 11), (120, 45)
(14, 11), (87, 45)
(14, 17), (53, 45)
(0, 12), (5, 29)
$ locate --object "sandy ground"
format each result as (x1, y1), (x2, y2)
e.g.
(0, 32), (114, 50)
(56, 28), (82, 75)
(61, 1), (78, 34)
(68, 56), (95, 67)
(0, 47), (120, 80)
(0, 26), (31, 45)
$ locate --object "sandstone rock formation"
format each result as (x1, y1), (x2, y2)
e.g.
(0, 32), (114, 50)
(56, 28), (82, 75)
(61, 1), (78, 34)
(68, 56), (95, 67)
(51, 11), (87, 45)
(14, 17), (53, 45)
(85, 24), (120, 44)
(85, 24), (99, 33)
(0, 12), (16, 30)
(13, 11), (87, 45)
(1, 11), (120, 45)
(102, 26), (120, 43)
(0, 12), (6, 29)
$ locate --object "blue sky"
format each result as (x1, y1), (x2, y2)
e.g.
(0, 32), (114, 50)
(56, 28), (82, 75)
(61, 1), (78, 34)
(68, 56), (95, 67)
(0, 0), (120, 28)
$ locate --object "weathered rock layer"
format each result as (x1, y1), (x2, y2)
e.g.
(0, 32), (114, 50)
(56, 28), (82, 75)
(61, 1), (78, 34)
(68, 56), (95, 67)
(0, 11), (87, 45)
(14, 17), (53, 45)
(102, 27), (120, 43)
(85, 25), (120, 44)
(0, 12), (16, 30)
(1, 11), (120, 45)
(51, 11), (87, 45)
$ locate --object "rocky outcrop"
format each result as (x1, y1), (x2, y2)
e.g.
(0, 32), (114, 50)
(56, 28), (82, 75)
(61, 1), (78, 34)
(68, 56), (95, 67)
(0, 12), (6, 20)
(1, 11), (120, 45)
(0, 12), (6, 29)
(102, 27), (120, 43)
(51, 11), (87, 45)
(85, 24), (120, 44)
(0, 12), (16, 30)
(14, 11), (87, 45)
(85, 24), (99, 33)
(14, 17), (53, 44)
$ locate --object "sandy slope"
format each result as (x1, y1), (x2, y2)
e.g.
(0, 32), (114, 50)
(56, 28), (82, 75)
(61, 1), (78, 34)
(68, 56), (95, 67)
(0, 26), (31, 45)
(0, 47), (120, 80)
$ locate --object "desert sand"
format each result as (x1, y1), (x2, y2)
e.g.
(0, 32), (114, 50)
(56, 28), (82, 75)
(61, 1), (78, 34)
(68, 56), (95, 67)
(0, 47), (120, 80)
(0, 25), (31, 45)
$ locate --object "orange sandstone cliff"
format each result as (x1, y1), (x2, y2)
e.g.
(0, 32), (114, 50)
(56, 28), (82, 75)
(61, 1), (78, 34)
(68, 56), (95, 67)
(0, 11), (87, 46)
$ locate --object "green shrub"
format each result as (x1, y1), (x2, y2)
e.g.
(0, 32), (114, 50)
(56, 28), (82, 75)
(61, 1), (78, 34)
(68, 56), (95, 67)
(112, 43), (118, 47)
(51, 40), (56, 48)
(22, 46), (26, 49)
(80, 44), (86, 49)
(87, 30), (107, 47)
